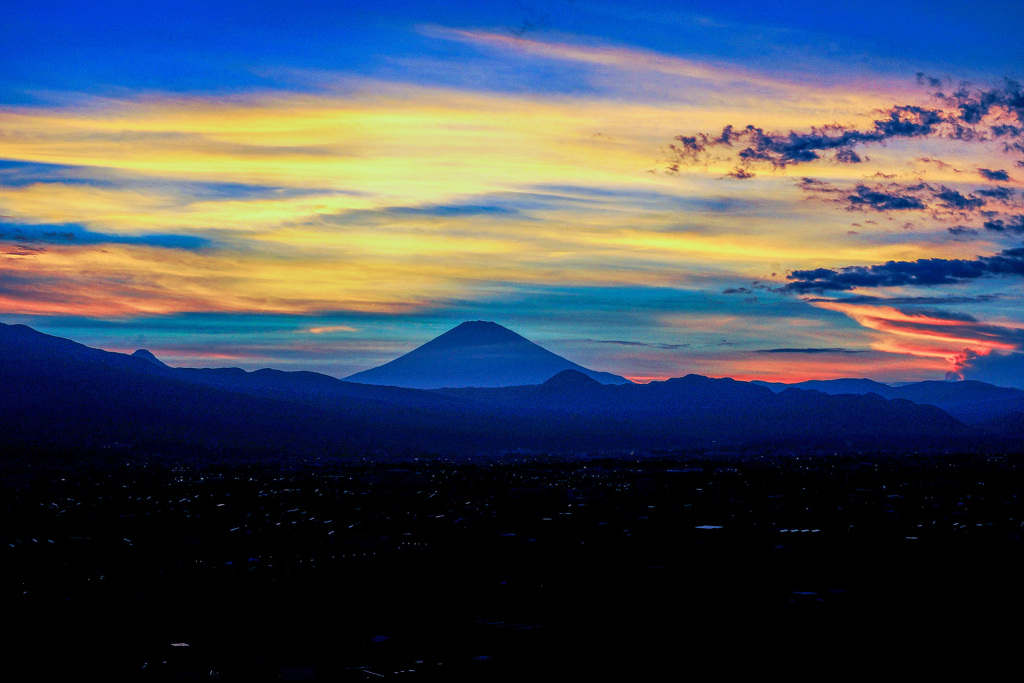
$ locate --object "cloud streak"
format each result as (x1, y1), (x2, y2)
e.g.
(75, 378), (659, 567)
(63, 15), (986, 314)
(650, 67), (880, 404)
(424, 26), (802, 92)
(571, 338), (690, 350)
(755, 347), (867, 354)
(811, 302), (1023, 363)
(0, 222), (211, 250)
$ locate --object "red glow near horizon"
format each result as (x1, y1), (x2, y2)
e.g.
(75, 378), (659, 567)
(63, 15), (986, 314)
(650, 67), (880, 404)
(811, 302), (1019, 372)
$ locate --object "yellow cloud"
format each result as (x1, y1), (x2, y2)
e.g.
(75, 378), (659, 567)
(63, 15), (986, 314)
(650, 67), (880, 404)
(0, 74), (900, 200)
(0, 66), (1009, 320)
(306, 325), (358, 334)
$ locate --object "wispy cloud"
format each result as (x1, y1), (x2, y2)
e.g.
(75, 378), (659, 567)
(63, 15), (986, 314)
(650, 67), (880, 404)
(568, 338), (690, 350)
(423, 26), (800, 92)
(306, 325), (358, 334)
(756, 347), (867, 354)
(809, 301), (1023, 367)
(0, 75), (927, 323)
(0, 221), (211, 250)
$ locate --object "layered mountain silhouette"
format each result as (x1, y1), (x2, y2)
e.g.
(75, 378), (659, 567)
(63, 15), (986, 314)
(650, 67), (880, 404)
(345, 320), (631, 388)
(437, 370), (969, 446)
(3, 320), (1022, 458)
(754, 377), (1024, 424)
(0, 321), (527, 455)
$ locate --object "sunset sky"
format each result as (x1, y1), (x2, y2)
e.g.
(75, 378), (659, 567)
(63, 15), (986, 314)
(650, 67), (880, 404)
(3, 1), (1024, 386)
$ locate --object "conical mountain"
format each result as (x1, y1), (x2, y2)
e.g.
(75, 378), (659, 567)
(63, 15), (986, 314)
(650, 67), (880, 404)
(344, 321), (632, 389)
(132, 348), (170, 368)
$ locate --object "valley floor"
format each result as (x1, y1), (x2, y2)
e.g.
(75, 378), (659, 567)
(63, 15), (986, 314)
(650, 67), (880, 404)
(3, 448), (1023, 679)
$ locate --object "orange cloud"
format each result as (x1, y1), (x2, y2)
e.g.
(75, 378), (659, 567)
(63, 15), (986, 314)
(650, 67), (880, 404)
(809, 301), (1020, 373)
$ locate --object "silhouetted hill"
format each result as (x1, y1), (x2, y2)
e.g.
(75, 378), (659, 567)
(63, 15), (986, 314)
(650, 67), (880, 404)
(3, 322), (1013, 459)
(131, 348), (170, 368)
(0, 323), (327, 451)
(976, 411), (1024, 435)
(345, 321), (631, 388)
(757, 376), (1024, 424)
(0, 322), (525, 455)
(444, 372), (970, 447)
(540, 369), (603, 390)
(754, 378), (891, 395)
(886, 380), (1024, 424)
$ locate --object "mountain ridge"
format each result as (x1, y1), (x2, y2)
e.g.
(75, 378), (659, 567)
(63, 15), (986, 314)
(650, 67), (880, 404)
(3, 321), (1023, 458)
(755, 376), (1024, 424)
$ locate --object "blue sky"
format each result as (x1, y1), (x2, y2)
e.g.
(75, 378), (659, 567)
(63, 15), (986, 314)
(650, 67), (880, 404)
(3, 1), (1024, 386)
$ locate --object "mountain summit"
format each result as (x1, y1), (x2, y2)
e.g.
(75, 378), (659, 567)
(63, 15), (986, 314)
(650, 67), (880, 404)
(131, 349), (170, 368)
(344, 321), (632, 388)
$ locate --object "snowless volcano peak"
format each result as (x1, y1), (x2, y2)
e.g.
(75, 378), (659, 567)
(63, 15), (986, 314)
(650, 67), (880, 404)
(344, 321), (631, 389)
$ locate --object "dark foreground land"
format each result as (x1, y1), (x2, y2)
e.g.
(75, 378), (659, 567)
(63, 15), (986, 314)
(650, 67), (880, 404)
(3, 447), (1024, 680)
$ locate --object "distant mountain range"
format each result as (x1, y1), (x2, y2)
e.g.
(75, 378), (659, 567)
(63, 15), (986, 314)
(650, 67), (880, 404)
(753, 378), (1024, 424)
(345, 320), (631, 388)
(2, 320), (1023, 458)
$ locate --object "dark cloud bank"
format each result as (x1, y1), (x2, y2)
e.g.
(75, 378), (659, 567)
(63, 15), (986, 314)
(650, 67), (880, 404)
(784, 247), (1024, 293)
(797, 177), (1019, 224)
(670, 78), (1024, 236)
(674, 78), (1024, 300)
(670, 78), (1024, 172)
